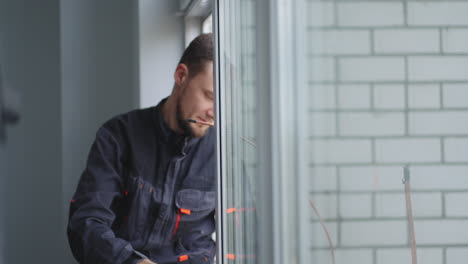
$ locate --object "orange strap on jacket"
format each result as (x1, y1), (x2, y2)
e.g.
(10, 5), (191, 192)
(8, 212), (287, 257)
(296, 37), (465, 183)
(180, 208), (191, 215)
(178, 254), (189, 262)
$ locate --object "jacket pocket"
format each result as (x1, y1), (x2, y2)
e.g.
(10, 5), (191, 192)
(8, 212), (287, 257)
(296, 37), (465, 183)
(172, 189), (216, 237)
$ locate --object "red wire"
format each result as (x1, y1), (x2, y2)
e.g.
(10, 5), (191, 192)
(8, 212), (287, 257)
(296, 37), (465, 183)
(309, 200), (336, 264)
(404, 180), (418, 264)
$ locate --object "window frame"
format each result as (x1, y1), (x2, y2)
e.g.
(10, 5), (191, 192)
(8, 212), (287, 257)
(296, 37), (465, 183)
(213, 0), (312, 263)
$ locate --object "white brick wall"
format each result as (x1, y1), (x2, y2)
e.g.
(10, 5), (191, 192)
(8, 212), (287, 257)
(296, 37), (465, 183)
(408, 57), (468, 81)
(311, 222), (338, 247)
(408, 2), (468, 26)
(375, 138), (441, 163)
(410, 165), (468, 190)
(373, 84), (405, 109)
(309, 30), (371, 55)
(340, 194), (373, 218)
(340, 166), (405, 191)
(337, 2), (404, 27)
(375, 193), (406, 218)
(409, 112), (468, 135)
(305, 1), (468, 263)
(442, 29), (468, 53)
(377, 248), (443, 264)
(340, 57), (405, 82)
(443, 84), (468, 108)
(309, 57), (335, 82)
(446, 193), (468, 217)
(310, 166), (337, 192)
(310, 112), (337, 137)
(338, 84), (371, 109)
(339, 112), (405, 136)
(408, 84), (440, 109)
(311, 194), (338, 219)
(374, 29), (439, 54)
(447, 248), (468, 264)
(341, 221), (407, 246)
(306, 1), (335, 27)
(309, 84), (336, 110)
(312, 249), (373, 264)
(444, 138), (468, 162)
(412, 193), (443, 217)
(416, 220), (468, 244)
(375, 193), (442, 218)
(310, 139), (372, 164)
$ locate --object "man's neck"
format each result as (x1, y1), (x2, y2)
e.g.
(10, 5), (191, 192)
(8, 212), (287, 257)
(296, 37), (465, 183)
(161, 96), (183, 135)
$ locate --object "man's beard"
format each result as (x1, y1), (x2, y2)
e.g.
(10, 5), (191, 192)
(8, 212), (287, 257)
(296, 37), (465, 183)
(176, 101), (195, 137)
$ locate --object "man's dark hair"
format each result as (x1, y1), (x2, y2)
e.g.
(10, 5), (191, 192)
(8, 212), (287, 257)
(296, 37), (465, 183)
(178, 33), (213, 78)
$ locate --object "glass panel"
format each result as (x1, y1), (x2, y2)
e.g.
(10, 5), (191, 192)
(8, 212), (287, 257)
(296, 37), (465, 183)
(216, 0), (257, 263)
(218, 0), (468, 264)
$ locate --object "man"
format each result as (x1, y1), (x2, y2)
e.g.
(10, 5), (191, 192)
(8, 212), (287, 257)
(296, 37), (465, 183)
(68, 33), (216, 264)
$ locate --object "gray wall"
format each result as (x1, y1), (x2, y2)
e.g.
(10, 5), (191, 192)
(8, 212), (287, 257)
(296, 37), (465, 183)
(138, 0), (185, 108)
(0, 0), (65, 262)
(0, 0), (184, 263)
(60, 1), (138, 262)
(60, 0), (137, 225)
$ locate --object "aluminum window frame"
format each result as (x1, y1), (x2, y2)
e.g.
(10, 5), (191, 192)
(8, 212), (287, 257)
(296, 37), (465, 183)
(213, 0), (311, 263)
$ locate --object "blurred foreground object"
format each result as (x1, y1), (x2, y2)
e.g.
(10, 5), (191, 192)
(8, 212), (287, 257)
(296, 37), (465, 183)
(0, 64), (21, 144)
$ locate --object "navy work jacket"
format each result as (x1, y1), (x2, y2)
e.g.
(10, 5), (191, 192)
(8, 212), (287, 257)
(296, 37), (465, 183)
(67, 99), (216, 264)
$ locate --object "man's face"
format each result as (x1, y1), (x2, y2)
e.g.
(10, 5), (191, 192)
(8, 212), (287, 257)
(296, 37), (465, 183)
(175, 62), (214, 138)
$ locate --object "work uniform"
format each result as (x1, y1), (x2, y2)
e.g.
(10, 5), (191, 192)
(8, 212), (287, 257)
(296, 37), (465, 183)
(67, 99), (216, 264)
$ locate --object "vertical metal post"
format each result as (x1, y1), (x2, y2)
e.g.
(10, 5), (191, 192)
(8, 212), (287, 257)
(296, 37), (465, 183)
(255, 1), (276, 264)
(213, 0), (225, 263)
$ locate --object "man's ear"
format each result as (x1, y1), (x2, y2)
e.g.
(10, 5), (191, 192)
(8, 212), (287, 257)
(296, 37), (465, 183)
(174, 64), (189, 88)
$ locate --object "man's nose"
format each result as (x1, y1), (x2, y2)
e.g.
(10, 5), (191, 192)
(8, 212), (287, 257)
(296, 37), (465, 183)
(207, 108), (214, 119)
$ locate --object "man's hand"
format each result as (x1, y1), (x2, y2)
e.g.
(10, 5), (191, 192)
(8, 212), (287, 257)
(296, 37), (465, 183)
(137, 259), (157, 264)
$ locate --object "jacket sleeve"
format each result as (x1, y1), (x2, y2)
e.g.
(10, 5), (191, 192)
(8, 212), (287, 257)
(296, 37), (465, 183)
(67, 125), (141, 264)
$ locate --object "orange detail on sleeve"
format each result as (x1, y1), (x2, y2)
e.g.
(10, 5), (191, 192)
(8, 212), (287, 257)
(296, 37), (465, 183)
(226, 208), (236, 214)
(178, 255), (189, 262)
(226, 254), (236, 260)
(180, 208), (191, 215)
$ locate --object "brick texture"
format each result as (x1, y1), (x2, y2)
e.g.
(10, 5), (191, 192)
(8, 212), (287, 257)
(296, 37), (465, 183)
(305, 1), (468, 263)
